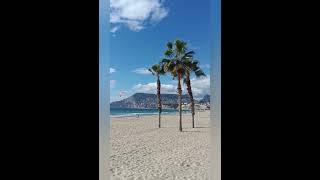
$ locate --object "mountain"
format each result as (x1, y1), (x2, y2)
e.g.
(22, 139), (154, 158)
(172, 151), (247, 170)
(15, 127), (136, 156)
(110, 93), (199, 109)
(199, 95), (210, 104)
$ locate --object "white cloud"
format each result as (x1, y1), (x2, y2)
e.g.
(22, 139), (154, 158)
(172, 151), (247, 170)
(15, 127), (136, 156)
(110, 0), (168, 32)
(186, 76), (210, 99)
(132, 82), (176, 94)
(132, 68), (151, 75)
(130, 76), (211, 99)
(150, 4), (168, 21)
(126, 20), (144, 31)
(109, 68), (116, 74)
(110, 26), (120, 33)
(110, 80), (116, 88)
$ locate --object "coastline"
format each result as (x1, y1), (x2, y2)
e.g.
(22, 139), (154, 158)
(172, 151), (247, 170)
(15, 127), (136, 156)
(110, 108), (192, 118)
(110, 110), (211, 179)
(110, 111), (192, 118)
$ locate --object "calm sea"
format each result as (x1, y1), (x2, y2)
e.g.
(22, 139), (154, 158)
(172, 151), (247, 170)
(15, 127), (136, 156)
(110, 108), (190, 117)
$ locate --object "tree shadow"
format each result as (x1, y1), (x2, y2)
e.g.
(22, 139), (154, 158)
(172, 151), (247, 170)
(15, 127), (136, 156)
(181, 130), (207, 133)
(183, 126), (210, 129)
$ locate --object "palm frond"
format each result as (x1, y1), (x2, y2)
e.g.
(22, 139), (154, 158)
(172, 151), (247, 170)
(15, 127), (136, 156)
(151, 64), (160, 72)
(175, 39), (187, 55)
(148, 68), (155, 76)
(194, 69), (206, 77)
(160, 58), (171, 64)
(182, 63), (192, 72)
(167, 42), (173, 49)
(185, 51), (195, 56)
(163, 60), (172, 72)
(159, 64), (166, 75)
(164, 49), (173, 57)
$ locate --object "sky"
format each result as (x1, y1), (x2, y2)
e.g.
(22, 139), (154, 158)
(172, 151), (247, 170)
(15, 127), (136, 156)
(107, 0), (220, 102)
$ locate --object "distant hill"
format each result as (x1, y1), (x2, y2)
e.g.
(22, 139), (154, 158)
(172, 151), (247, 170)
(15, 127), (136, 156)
(110, 93), (201, 109)
(199, 95), (210, 104)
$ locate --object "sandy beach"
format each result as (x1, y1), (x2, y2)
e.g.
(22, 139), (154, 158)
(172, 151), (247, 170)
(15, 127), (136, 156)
(110, 110), (211, 180)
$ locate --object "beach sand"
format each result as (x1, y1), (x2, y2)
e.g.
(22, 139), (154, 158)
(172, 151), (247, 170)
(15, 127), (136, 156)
(110, 110), (211, 180)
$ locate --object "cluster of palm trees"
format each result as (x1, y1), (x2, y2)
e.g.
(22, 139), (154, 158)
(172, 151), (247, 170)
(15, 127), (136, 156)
(149, 39), (206, 132)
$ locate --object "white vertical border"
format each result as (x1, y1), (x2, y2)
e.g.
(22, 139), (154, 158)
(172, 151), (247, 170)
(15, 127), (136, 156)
(210, 0), (221, 179)
(99, 0), (110, 180)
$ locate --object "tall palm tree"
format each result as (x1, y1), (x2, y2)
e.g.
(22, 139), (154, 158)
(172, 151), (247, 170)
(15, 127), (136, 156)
(149, 64), (165, 128)
(161, 39), (194, 132)
(183, 59), (206, 128)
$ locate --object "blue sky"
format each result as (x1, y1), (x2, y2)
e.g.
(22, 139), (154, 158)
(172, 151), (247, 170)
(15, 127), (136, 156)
(107, 0), (220, 102)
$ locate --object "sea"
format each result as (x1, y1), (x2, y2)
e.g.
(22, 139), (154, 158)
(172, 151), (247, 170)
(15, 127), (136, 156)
(110, 108), (190, 117)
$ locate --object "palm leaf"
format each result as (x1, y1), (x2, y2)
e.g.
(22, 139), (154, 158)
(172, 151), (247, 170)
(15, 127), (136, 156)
(164, 49), (173, 57)
(167, 42), (173, 49)
(148, 68), (155, 76)
(194, 69), (206, 77)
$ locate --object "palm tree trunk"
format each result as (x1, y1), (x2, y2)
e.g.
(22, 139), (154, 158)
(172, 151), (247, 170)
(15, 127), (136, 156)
(177, 73), (182, 132)
(157, 76), (161, 128)
(186, 73), (195, 128)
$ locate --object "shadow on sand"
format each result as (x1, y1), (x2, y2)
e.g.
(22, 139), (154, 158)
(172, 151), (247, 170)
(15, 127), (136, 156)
(181, 130), (207, 133)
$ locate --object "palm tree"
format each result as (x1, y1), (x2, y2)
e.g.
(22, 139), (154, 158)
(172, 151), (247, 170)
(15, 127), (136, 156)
(183, 59), (206, 128)
(149, 64), (165, 128)
(161, 39), (195, 132)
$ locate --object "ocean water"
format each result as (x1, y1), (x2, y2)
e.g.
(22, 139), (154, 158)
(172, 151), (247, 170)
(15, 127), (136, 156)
(110, 108), (190, 117)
